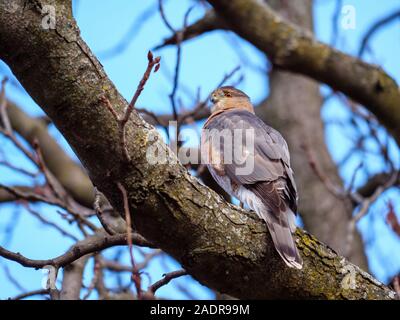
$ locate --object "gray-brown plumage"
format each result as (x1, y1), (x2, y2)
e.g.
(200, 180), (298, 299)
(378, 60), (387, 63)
(201, 86), (303, 269)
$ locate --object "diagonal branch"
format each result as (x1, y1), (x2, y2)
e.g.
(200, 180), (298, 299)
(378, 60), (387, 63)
(154, 10), (227, 50)
(0, 232), (154, 269)
(358, 9), (400, 57)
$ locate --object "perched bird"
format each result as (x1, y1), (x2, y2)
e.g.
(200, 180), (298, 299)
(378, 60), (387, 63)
(201, 86), (303, 269)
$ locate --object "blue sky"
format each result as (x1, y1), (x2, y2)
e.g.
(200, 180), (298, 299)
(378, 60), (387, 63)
(0, 0), (399, 299)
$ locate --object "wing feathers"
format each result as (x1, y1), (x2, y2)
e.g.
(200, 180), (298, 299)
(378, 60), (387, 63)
(258, 204), (303, 269)
(246, 181), (303, 269)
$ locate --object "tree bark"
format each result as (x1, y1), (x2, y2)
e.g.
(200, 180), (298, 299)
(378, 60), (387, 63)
(60, 256), (89, 300)
(0, 0), (395, 299)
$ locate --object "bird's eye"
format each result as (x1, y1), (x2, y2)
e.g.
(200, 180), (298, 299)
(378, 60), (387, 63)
(224, 92), (231, 97)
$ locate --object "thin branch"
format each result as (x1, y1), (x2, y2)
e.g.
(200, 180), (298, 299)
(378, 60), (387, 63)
(147, 269), (187, 294)
(99, 1), (161, 59)
(154, 10), (226, 50)
(0, 159), (39, 178)
(101, 249), (162, 273)
(0, 183), (98, 231)
(357, 171), (400, 198)
(0, 77), (12, 132)
(23, 202), (79, 242)
(358, 9), (400, 57)
(9, 289), (50, 300)
(330, 0), (343, 46)
(0, 128), (38, 166)
(345, 171), (399, 255)
(177, 65), (241, 126)
(0, 81), (39, 166)
(157, 0), (175, 33)
(82, 255), (101, 300)
(117, 182), (142, 298)
(386, 201), (400, 238)
(33, 141), (67, 201)
(138, 64), (241, 128)
(3, 264), (26, 292)
(158, 1), (194, 144)
(0, 232), (154, 269)
(124, 51), (161, 125)
(94, 188), (116, 235)
(101, 52), (160, 162)
(301, 143), (350, 200)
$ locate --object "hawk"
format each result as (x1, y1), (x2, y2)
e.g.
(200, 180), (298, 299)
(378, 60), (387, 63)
(201, 86), (303, 269)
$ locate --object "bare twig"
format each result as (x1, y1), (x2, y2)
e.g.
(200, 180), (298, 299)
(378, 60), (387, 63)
(101, 52), (160, 162)
(117, 182), (142, 298)
(301, 143), (349, 200)
(0, 183), (98, 231)
(9, 289), (50, 300)
(357, 171), (400, 198)
(138, 64), (241, 130)
(33, 141), (68, 200)
(0, 159), (38, 178)
(101, 249), (162, 273)
(330, 0), (343, 46)
(23, 202), (79, 241)
(386, 201), (400, 238)
(94, 188), (116, 235)
(154, 10), (227, 50)
(147, 269), (187, 294)
(158, 0), (194, 144)
(345, 171), (399, 255)
(358, 9), (400, 57)
(178, 65), (241, 126)
(99, 1), (161, 58)
(0, 80), (39, 166)
(82, 255), (102, 300)
(346, 162), (363, 194)
(0, 77), (12, 133)
(125, 52), (161, 125)
(0, 232), (154, 269)
(3, 264), (26, 292)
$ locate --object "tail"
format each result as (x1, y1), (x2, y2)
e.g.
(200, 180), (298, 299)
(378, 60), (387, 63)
(259, 206), (303, 269)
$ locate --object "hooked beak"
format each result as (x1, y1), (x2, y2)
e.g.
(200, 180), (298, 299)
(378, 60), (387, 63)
(210, 95), (217, 104)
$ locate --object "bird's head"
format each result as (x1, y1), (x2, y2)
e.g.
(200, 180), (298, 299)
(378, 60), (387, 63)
(210, 86), (253, 114)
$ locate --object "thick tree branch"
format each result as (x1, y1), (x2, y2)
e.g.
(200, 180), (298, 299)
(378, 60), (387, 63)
(207, 0), (400, 145)
(0, 0), (395, 299)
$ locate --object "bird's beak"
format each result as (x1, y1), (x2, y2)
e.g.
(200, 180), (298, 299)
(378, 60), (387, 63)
(210, 95), (217, 104)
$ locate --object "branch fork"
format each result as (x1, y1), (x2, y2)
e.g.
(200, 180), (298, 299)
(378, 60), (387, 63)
(101, 51), (160, 162)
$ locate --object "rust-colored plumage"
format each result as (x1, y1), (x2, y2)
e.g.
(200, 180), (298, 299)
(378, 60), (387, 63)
(201, 86), (303, 269)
